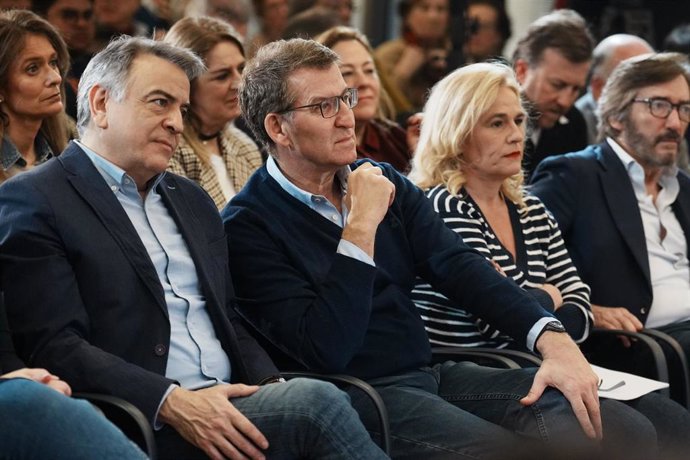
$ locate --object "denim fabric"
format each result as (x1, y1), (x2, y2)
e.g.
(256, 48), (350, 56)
(625, 391), (690, 459)
(156, 378), (388, 460)
(658, 320), (690, 404)
(0, 378), (147, 459)
(348, 362), (659, 460)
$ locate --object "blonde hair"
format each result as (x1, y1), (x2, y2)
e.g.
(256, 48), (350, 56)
(316, 26), (396, 120)
(408, 61), (525, 206)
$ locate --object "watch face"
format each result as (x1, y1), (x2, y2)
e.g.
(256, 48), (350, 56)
(546, 321), (566, 333)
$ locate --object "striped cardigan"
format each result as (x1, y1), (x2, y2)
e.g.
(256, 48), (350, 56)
(412, 185), (592, 348)
(168, 123), (263, 210)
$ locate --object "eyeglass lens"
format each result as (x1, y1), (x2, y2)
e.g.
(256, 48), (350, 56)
(320, 89), (358, 118)
(646, 99), (690, 122)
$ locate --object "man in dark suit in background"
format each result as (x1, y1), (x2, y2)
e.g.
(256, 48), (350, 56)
(0, 35), (386, 460)
(531, 52), (690, 399)
(513, 9), (594, 179)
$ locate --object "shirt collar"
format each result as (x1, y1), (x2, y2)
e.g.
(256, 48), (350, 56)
(75, 140), (166, 195)
(607, 137), (679, 199)
(266, 155), (350, 208)
(1, 134), (54, 171)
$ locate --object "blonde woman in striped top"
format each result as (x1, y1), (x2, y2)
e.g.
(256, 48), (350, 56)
(408, 61), (592, 349)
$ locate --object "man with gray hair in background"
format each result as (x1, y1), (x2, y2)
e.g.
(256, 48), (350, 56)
(0, 35), (387, 460)
(576, 34), (654, 145)
(532, 52), (690, 416)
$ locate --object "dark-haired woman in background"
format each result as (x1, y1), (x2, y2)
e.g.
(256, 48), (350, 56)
(0, 9), (71, 183)
(374, 0), (450, 114)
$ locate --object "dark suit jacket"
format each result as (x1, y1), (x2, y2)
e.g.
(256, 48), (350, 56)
(530, 141), (690, 324)
(0, 295), (23, 374)
(0, 142), (278, 423)
(523, 106), (589, 180)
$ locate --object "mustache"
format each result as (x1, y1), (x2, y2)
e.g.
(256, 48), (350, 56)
(656, 130), (681, 144)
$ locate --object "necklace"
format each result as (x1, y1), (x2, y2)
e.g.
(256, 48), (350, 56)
(199, 131), (221, 145)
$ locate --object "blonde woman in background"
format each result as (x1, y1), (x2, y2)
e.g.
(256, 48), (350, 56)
(317, 26), (412, 172)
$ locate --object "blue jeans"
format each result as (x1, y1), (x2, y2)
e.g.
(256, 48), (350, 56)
(155, 378), (388, 460)
(658, 319), (690, 402)
(348, 362), (659, 460)
(0, 378), (147, 459)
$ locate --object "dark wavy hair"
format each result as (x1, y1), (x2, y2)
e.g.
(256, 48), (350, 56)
(0, 9), (70, 159)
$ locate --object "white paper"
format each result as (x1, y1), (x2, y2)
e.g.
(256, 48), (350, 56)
(592, 365), (669, 400)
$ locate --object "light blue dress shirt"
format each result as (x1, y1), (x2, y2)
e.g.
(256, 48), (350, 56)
(266, 156), (374, 266)
(77, 141), (232, 389)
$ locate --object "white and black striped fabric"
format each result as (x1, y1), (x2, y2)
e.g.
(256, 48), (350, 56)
(412, 185), (592, 349)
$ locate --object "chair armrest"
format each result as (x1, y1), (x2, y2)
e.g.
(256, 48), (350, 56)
(74, 392), (157, 460)
(587, 329), (669, 397)
(431, 347), (523, 369)
(640, 328), (690, 408)
(280, 371), (391, 455)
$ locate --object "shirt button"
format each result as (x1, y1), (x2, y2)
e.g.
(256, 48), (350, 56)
(641, 308), (647, 315)
(154, 344), (167, 356)
(331, 215), (338, 221)
(124, 178), (130, 184)
(110, 185), (118, 192)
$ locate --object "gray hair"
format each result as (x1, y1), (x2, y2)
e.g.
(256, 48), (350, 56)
(239, 38), (339, 154)
(597, 52), (690, 141)
(77, 35), (206, 135)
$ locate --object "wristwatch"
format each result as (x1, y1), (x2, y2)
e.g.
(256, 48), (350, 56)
(542, 320), (566, 333)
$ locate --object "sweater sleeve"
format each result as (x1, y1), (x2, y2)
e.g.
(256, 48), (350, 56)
(386, 167), (555, 349)
(223, 202), (378, 374)
(541, 203), (592, 343)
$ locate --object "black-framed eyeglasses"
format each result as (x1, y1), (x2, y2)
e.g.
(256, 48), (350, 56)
(632, 98), (690, 123)
(277, 88), (358, 119)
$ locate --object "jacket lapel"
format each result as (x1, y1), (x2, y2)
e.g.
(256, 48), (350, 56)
(59, 144), (168, 316)
(672, 175), (690, 258)
(158, 176), (249, 376)
(157, 175), (224, 313)
(597, 143), (652, 284)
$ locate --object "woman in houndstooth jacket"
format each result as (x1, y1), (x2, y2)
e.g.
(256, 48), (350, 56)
(164, 16), (262, 210)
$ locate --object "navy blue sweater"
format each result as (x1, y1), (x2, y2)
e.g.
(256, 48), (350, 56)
(223, 161), (552, 380)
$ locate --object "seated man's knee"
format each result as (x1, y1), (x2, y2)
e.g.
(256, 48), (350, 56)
(599, 399), (657, 459)
(0, 378), (74, 416)
(283, 378), (350, 411)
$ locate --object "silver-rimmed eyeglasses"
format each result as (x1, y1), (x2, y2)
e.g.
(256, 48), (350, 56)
(632, 98), (690, 123)
(278, 88), (358, 119)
